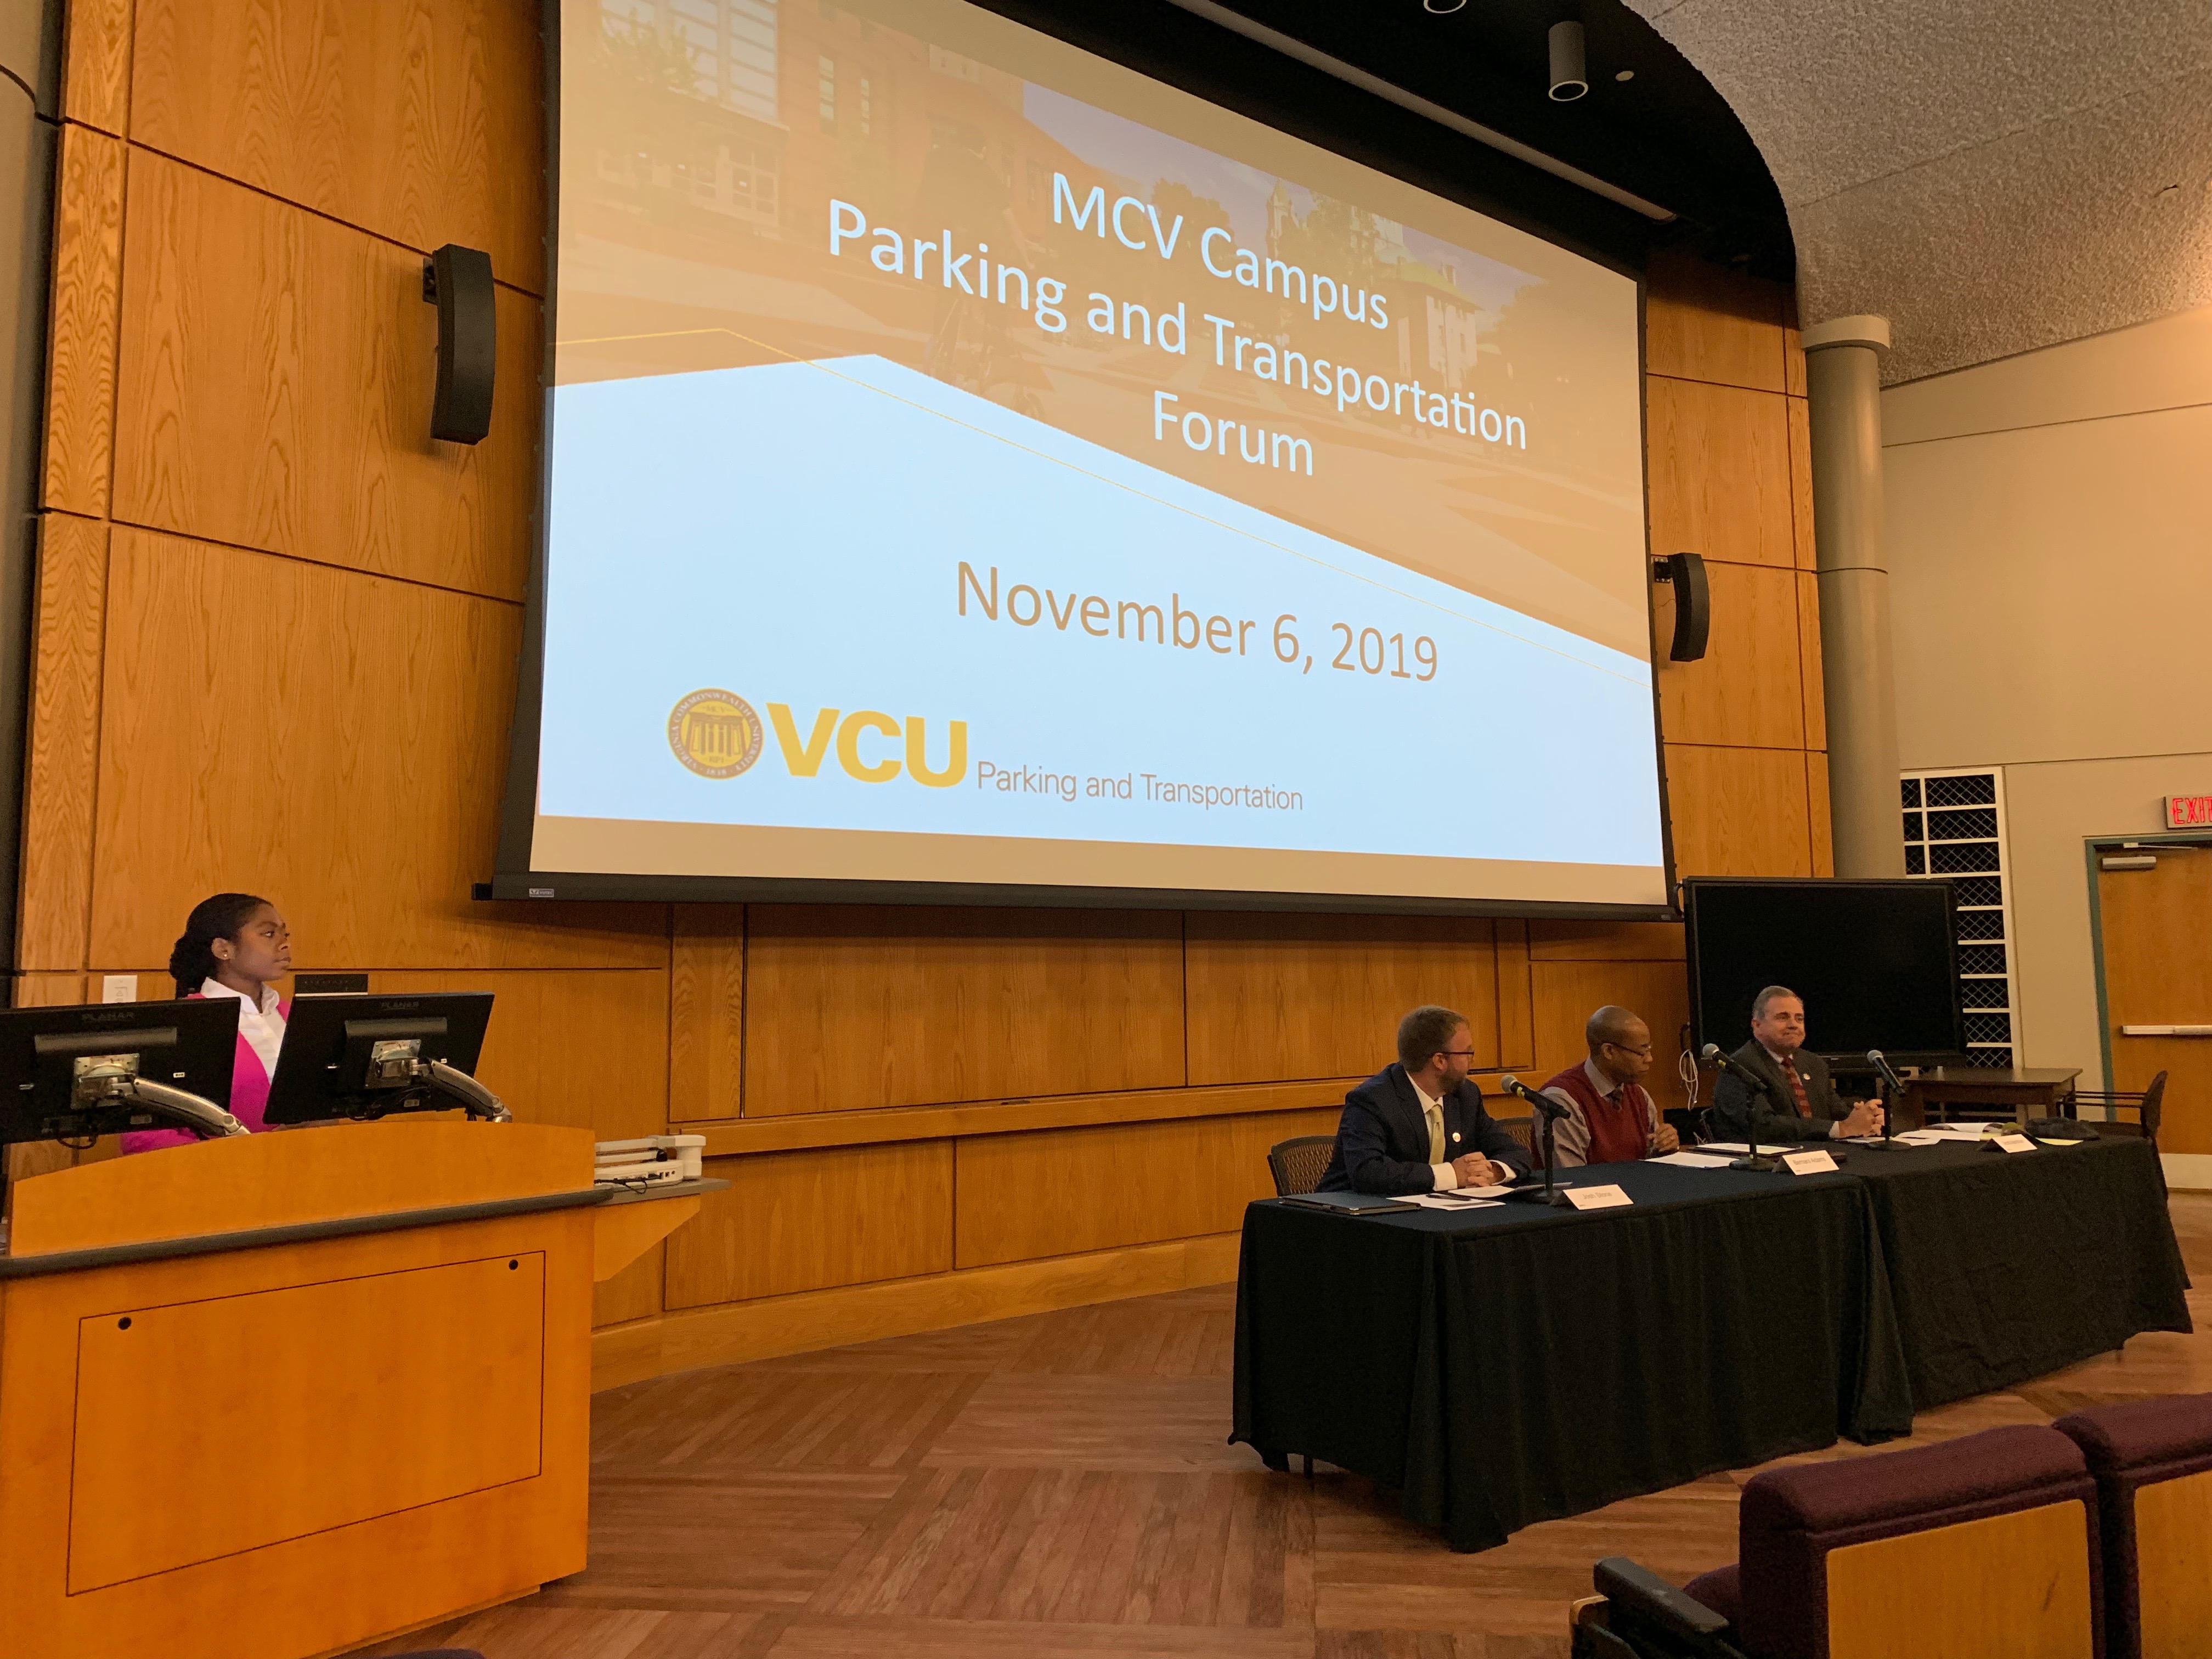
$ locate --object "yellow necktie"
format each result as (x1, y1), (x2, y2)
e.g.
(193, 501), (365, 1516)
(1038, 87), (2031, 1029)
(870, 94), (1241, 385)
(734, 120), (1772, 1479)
(1424, 1096), (1446, 1163)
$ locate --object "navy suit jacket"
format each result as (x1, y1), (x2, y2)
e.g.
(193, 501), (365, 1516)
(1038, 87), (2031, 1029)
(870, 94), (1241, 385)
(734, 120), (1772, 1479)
(1316, 1063), (1533, 1195)
(1709, 1039), (1848, 1147)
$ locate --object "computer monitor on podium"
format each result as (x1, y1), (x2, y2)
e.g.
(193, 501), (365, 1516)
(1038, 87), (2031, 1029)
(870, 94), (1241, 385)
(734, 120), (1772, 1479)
(263, 992), (506, 1125)
(0, 999), (246, 1146)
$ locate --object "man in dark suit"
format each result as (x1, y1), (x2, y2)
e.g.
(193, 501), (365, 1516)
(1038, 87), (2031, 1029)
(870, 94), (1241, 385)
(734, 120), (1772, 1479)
(1317, 1005), (1534, 1193)
(1711, 985), (1886, 1145)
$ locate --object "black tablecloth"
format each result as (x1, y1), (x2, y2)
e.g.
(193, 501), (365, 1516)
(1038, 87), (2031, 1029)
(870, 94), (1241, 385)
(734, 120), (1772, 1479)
(1845, 1135), (2192, 1407)
(1231, 1162), (1915, 1552)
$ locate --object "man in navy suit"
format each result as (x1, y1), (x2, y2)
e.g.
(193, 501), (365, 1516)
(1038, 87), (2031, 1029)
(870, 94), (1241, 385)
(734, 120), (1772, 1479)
(1317, 1005), (1534, 1194)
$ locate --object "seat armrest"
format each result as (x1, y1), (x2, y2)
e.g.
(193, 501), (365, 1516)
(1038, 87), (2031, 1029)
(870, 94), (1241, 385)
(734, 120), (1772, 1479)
(1593, 1558), (1733, 1640)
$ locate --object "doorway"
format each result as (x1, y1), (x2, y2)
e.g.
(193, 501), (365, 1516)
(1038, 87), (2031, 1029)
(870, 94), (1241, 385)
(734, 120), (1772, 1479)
(2091, 835), (2212, 1156)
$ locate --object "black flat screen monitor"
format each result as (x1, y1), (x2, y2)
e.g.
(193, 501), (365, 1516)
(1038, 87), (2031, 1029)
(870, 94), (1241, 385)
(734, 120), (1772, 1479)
(263, 993), (494, 1126)
(1684, 878), (1967, 1066)
(0, 998), (240, 1146)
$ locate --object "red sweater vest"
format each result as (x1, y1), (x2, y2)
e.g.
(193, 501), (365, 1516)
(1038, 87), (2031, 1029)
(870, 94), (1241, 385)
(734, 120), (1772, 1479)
(1539, 1061), (1654, 1165)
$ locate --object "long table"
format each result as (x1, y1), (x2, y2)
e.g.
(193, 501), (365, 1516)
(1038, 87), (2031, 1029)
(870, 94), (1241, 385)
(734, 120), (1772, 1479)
(1231, 1135), (2191, 1552)
(1231, 1161), (1915, 1552)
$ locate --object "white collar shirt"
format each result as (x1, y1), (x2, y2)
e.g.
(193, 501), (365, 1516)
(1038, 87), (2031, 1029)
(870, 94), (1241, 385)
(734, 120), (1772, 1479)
(201, 977), (286, 1078)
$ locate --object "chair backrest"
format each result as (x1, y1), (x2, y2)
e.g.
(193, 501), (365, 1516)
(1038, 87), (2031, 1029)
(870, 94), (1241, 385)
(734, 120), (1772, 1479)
(2138, 1071), (2166, 1145)
(1493, 1113), (1541, 1169)
(1734, 1424), (2101, 1659)
(1266, 1135), (1336, 1197)
(2054, 1391), (2212, 1659)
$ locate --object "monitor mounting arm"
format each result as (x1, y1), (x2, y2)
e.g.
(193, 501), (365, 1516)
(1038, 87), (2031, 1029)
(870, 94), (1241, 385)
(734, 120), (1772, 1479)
(365, 1040), (511, 1122)
(71, 1056), (247, 1139)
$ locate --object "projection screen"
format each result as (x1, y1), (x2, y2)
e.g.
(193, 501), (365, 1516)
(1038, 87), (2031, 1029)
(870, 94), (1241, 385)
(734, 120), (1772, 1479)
(505, 0), (1669, 911)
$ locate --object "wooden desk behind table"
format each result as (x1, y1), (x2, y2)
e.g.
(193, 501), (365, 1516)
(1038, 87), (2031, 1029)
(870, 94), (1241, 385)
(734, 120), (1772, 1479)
(0, 1120), (709, 1659)
(1900, 1066), (2081, 1128)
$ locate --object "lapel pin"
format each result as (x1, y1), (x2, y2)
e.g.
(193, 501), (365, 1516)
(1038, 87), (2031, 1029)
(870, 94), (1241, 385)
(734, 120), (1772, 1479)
(1451, 1132), (1462, 1143)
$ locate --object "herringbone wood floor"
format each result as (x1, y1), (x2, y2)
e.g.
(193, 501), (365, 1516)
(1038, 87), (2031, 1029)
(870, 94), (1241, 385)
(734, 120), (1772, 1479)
(365, 1195), (2212, 1659)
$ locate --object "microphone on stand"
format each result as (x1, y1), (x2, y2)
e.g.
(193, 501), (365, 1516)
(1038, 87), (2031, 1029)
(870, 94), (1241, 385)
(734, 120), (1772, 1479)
(1867, 1049), (1905, 1141)
(1498, 1074), (1570, 1206)
(1701, 1043), (1782, 1172)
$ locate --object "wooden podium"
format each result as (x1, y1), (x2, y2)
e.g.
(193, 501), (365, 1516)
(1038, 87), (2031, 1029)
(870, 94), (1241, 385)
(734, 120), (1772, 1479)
(0, 1120), (703, 1659)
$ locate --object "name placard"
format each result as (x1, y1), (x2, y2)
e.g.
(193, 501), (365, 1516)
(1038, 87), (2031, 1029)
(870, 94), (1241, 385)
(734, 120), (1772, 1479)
(1783, 1149), (1838, 1175)
(1564, 1184), (1632, 1211)
(1994, 1133), (2038, 1153)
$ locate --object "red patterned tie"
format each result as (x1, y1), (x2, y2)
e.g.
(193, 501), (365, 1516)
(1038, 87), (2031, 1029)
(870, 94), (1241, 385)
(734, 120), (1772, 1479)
(1782, 1060), (1810, 1117)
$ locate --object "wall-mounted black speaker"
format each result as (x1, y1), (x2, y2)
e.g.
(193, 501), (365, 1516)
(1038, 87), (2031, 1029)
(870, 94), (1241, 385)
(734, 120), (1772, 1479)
(424, 244), (495, 444)
(1654, 551), (1710, 662)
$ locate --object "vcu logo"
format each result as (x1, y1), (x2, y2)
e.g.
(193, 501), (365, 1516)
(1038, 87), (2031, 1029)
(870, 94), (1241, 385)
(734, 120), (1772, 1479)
(668, 690), (764, 778)
(668, 692), (965, 787)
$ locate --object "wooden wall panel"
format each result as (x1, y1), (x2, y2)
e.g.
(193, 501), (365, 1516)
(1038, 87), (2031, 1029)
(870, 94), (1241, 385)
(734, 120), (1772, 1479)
(1643, 251), (1786, 393)
(88, 529), (668, 970)
(594, 1242), (663, 1329)
(62, 0), (134, 134)
(1808, 752), (1835, 878)
(1789, 397), (1816, 570)
(1529, 921), (1684, 961)
(1495, 919), (1533, 1070)
(366, 969), (670, 1143)
(742, 906), (1185, 1115)
(1186, 913), (1498, 1085)
(665, 1143), (954, 1307)
(1797, 571), (1827, 751)
(1646, 377), (1795, 570)
(1530, 960), (1693, 1084)
(1664, 743), (1813, 879)
(42, 126), (126, 517)
(669, 906), (744, 1123)
(1653, 561), (1807, 750)
(18, 517), (110, 972)
(130, 0), (546, 290)
(110, 151), (539, 601)
(953, 1109), (1339, 1268)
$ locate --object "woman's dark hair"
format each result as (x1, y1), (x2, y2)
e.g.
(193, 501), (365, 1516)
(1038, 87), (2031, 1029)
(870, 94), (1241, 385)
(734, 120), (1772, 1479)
(171, 893), (273, 996)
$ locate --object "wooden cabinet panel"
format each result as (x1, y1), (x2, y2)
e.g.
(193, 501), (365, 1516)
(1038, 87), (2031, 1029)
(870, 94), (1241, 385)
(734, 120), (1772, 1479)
(89, 529), (668, 969)
(18, 516), (109, 972)
(1663, 743), (1813, 879)
(670, 905), (744, 1122)
(743, 906), (1184, 1115)
(953, 1109), (1339, 1268)
(131, 0), (545, 290)
(1186, 912), (1498, 1085)
(1644, 250), (1786, 393)
(593, 1241), (663, 1329)
(665, 1143), (954, 1306)
(1654, 561), (1807, 750)
(1646, 378), (1795, 571)
(1530, 960), (1693, 1085)
(42, 125), (126, 517)
(111, 151), (539, 601)
(1529, 921), (1685, 961)
(63, 0), (135, 133)
(366, 968), (670, 1142)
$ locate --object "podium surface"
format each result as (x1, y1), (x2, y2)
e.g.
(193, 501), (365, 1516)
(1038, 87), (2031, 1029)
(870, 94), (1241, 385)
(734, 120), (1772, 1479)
(0, 1121), (696, 1659)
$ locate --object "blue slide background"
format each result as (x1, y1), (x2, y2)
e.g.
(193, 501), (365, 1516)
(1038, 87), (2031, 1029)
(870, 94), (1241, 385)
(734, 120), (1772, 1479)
(539, 356), (1664, 871)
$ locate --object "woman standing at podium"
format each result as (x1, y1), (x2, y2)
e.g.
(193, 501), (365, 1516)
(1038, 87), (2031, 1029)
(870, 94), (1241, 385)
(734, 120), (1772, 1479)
(120, 893), (292, 1153)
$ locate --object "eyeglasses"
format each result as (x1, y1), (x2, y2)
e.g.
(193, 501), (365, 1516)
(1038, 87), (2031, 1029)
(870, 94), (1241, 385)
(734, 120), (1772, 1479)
(1440, 1049), (1478, 1060)
(1603, 1042), (1655, 1058)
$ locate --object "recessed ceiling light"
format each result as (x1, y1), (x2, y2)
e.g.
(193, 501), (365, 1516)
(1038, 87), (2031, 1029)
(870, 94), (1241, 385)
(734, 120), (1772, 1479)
(1423, 0), (1468, 12)
(1616, 69), (1635, 81)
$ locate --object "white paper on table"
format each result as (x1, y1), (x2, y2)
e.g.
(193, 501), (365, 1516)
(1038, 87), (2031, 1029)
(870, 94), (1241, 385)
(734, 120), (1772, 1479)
(1652, 1151), (1733, 1169)
(1993, 1133), (2037, 1153)
(1402, 1192), (1505, 1210)
(1893, 1131), (1946, 1146)
(1699, 1142), (1752, 1154)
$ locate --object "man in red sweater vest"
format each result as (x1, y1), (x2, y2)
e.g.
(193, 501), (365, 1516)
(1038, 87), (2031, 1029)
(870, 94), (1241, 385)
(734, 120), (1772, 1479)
(1537, 1005), (1680, 1167)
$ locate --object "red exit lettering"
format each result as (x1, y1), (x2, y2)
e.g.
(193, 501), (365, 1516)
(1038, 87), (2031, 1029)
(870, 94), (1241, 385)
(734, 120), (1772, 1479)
(2165, 794), (2212, 828)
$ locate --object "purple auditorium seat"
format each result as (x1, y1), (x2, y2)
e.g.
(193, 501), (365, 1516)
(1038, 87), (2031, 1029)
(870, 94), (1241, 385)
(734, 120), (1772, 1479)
(2054, 1392), (2212, 1659)
(1682, 1424), (2102, 1659)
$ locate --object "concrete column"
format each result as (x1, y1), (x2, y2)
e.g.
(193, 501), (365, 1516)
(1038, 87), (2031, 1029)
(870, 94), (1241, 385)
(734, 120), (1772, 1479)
(1803, 314), (1904, 878)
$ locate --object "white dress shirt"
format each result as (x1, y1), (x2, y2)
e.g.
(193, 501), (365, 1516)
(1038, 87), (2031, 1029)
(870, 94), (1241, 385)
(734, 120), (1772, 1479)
(201, 977), (286, 1079)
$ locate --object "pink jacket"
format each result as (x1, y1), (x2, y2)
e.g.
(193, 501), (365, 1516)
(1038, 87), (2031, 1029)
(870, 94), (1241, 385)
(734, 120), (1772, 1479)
(120, 995), (291, 1154)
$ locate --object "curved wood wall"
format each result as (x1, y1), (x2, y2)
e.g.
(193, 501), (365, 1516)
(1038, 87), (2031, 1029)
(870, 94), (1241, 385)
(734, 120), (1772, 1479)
(18, 0), (1827, 1389)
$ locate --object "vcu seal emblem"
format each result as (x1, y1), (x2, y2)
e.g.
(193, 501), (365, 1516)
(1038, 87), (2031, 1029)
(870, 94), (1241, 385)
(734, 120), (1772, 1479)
(668, 690), (764, 778)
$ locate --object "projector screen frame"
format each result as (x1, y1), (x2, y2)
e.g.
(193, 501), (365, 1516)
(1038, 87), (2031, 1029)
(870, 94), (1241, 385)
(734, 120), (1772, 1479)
(493, 0), (1680, 921)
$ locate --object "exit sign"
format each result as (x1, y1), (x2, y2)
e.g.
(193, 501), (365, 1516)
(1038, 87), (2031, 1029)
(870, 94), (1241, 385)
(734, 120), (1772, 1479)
(2166, 794), (2212, 828)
